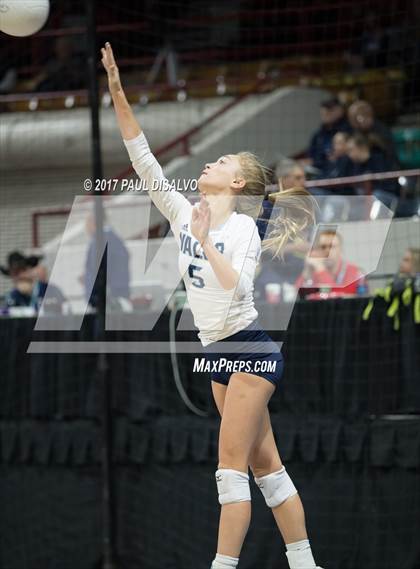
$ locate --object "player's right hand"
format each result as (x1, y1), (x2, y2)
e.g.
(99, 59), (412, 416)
(191, 196), (211, 245)
(101, 42), (122, 94)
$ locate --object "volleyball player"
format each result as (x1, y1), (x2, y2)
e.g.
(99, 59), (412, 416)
(102, 42), (324, 569)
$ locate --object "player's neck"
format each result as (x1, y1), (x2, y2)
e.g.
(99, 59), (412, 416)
(209, 208), (234, 229)
(207, 196), (234, 229)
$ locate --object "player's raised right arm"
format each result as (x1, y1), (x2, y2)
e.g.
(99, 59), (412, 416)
(101, 42), (191, 225)
(101, 42), (141, 140)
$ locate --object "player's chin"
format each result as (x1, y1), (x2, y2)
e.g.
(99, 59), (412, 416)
(197, 177), (209, 195)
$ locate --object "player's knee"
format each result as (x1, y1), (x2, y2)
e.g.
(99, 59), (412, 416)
(218, 440), (243, 465)
(249, 451), (282, 479)
(215, 468), (251, 505)
(254, 466), (298, 508)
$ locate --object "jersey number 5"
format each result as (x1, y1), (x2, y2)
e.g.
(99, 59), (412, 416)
(188, 264), (205, 288)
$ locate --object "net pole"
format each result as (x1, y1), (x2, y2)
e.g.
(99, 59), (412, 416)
(86, 1), (116, 568)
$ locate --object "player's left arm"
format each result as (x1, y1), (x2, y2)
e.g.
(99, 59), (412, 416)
(192, 198), (240, 290)
(202, 239), (242, 291)
(195, 203), (260, 293)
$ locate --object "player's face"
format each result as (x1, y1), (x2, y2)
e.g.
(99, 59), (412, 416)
(198, 154), (243, 196)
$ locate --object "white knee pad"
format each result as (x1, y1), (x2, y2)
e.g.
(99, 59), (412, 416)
(215, 468), (251, 505)
(254, 466), (297, 508)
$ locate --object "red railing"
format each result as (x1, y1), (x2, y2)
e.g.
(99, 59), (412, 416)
(31, 169), (420, 248)
(305, 169), (420, 194)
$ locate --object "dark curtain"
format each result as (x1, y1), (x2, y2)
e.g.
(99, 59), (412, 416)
(0, 298), (419, 568)
(1, 415), (420, 569)
(0, 299), (419, 420)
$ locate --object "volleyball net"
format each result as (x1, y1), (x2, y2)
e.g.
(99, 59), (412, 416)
(0, 1), (420, 568)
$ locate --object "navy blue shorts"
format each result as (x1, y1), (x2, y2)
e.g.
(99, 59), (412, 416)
(202, 320), (284, 388)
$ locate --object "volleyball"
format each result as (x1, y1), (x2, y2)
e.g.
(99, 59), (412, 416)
(0, 0), (50, 37)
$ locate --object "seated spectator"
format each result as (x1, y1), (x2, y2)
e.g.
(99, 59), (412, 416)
(399, 247), (420, 276)
(275, 158), (306, 190)
(322, 131), (351, 178)
(295, 230), (366, 298)
(346, 133), (398, 199)
(29, 36), (85, 93)
(0, 251), (65, 312)
(347, 100), (399, 166)
(82, 213), (131, 308)
(308, 97), (351, 173)
(254, 245), (307, 301)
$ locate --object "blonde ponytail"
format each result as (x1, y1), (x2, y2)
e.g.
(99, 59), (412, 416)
(262, 187), (316, 259)
(235, 151), (316, 258)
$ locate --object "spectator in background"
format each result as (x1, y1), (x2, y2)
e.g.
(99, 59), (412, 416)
(29, 36), (85, 92)
(0, 251), (65, 312)
(275, 155), (315, 260)
(322, 131), (351, 178)
(347, 100), (399, 167)
(346, 133), (398, 202)
(295, 230), (366, 298)
(399, 247), (420, 276)
(254, 241), (308, 301)
(308, 97), (351, 173)
(83, 213), (131, 308)
(256, 163), (309, 296)
(254, 196), (310, 298)
(275, 158), (306, 190)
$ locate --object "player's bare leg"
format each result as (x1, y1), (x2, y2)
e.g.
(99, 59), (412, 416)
(248, 408), (309, 544)
(212, 381), (320, 569)
(212, 372), (275, 560)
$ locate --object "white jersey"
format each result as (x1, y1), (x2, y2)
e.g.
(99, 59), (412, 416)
(124, 132), (261, 346)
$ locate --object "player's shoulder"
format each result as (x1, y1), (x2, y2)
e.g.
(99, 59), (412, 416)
(174, 204), (191, 226)
(232, 212), (258, 229)
(232, 212), (261, 240)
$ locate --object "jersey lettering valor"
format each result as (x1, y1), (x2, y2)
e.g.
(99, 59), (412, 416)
(124, 132), (261, 346)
